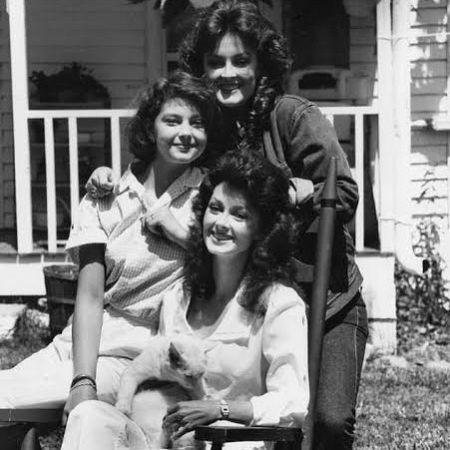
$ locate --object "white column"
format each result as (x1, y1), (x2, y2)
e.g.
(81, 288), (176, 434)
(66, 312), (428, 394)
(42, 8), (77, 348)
(376, 0), (395, 253)
(7, 0), (33, 252)
(391, 0), (422, 273)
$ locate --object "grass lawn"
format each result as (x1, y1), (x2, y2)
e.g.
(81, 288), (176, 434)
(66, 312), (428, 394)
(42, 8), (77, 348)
(355, 359), (449, 449)
(1, 310), (449, 449)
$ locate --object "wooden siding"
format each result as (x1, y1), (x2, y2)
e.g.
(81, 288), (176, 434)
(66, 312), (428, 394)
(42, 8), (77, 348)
(411, 129), (449, 219)
(349, 14), (378, 104)
(26, 0), (149, 109)
(410, 0), (448, 118)
(410, 0), (449, 223)
(0, 0), (14, 229)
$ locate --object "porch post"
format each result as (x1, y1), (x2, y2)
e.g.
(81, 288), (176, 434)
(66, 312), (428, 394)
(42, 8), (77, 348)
(7, 0), (33, 253)
(376, 0), (395, 253)
(391, 0), (422, 273)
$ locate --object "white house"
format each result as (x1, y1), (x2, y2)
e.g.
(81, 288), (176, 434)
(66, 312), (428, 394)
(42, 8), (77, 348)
(1, 0), (449, 353)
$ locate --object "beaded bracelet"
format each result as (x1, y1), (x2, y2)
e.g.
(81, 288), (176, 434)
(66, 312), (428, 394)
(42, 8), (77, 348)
(70, 380), (96, 392)
(71, 374), (97, 390)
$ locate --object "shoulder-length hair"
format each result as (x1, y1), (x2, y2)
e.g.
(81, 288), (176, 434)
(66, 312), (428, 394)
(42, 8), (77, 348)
(183, 149), (296, 314)
(126, 70), (221, 166)
(178, 0), (291, 150)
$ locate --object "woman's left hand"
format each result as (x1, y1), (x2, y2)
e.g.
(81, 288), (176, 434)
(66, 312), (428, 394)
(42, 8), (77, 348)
(163, 400), (220, 439)
(142, 205), (175, 237)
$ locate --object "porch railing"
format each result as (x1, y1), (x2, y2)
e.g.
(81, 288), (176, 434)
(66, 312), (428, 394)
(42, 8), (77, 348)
(321, 105), (379, 252)
(20, 105), (377, 254)
(27, 109), (135, 253)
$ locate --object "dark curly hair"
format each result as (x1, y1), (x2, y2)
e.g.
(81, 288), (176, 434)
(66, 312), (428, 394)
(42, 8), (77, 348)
(183, 148), (296, 314)
(178, 0), (291, 152)
(126, 70), (222, 166)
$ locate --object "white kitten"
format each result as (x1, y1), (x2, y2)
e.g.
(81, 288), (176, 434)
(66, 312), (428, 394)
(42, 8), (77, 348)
(115, 335), (207, 449)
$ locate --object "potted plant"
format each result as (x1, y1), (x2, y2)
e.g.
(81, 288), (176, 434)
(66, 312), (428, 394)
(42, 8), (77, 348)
(29, 62), (110, 104)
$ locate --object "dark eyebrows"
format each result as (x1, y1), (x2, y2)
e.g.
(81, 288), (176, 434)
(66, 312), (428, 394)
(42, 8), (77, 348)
(160, 113), (181, 121)
(205, 51), (250, 59)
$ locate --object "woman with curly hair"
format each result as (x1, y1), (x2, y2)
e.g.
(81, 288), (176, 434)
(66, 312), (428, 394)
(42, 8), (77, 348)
(0, 71), (221, 426)
(62, 149), (309, 450)
(86, 2), (368, 448)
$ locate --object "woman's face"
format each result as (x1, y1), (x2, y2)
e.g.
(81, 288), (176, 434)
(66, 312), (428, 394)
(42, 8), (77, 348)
(203, 182), (260, 259)
(153, 98), (207, 166)
(203, 33), (258, 109)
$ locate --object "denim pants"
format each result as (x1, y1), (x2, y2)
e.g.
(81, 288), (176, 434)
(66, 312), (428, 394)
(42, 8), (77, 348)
(313, 292), (369, 450)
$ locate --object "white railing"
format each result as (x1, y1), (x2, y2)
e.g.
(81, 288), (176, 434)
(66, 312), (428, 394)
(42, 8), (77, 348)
(321, 105), (379, 252)
(27, 109), (135, 253)
(19, 105), (377, 254)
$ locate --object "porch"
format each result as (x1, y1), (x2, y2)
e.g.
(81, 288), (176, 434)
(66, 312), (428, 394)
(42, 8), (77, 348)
(1, 0), (421, 352)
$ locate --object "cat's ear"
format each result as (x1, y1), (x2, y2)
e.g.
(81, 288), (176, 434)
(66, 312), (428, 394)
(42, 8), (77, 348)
(168, 342), (183, 368)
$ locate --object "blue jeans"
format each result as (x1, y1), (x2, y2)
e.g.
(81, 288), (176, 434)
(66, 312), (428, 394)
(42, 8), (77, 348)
(313, 292), (368, 449)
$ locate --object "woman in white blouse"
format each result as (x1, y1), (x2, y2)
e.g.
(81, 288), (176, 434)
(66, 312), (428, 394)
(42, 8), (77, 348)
(62, 150), (309, 449)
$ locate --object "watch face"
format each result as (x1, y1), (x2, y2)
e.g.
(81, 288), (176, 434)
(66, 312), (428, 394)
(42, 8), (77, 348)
(220, 400), (230, 418)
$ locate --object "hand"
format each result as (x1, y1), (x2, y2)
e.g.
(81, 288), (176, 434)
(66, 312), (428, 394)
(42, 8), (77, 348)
(142, 205), (176, 238)
(85, 167), (117, 199)
(62, 384), (98, 425)
(289, 178), (314, 205)
(163, 400), (220, 440)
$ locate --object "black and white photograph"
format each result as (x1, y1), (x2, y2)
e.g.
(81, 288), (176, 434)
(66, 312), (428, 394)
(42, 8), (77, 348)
(0, 1), (449, 449)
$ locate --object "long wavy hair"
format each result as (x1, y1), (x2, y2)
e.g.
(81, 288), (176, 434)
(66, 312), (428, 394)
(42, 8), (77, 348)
(126, 70), (222, 167)
(178, 0), (291, 152)
(183, 149), (296, 314)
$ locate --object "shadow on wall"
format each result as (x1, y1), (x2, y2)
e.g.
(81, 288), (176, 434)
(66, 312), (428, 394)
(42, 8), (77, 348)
(410, 1), (449, 119)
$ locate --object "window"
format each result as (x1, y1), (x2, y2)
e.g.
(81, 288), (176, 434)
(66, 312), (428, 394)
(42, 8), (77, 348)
(285, 0), (349, 70)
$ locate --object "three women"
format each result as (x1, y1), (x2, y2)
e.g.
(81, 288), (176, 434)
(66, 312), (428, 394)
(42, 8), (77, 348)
(88, 1), (368, 447)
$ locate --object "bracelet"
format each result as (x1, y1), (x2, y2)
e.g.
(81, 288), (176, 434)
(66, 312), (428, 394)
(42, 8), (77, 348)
(71, 374), (97, 390)
(70, 380), (97, 392)
(219, 399), (230, 419)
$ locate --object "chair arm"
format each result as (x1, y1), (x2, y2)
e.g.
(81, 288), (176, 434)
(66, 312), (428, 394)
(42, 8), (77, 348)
(195, 425), (302, 443)
(0, 408), (62, 423)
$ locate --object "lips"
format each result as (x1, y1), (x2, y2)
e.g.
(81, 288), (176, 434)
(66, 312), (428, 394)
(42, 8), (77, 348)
(174, 144), (195, 152)
(217, 81), (241, 92)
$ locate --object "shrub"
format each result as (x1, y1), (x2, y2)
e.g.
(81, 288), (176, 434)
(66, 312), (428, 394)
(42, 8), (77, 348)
(30, 62), (110, 103)
(395, 219), (450, 352)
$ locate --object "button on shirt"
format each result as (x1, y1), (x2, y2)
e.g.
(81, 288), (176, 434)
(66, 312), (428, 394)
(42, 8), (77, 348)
(159, 281), (309, 427)
(66, 165), (205, 325)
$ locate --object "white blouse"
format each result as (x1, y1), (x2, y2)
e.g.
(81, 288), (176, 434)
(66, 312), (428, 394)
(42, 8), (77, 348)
(159, 281), (309, 427)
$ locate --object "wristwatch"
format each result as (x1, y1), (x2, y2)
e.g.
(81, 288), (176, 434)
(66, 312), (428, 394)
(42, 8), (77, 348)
(219, 399), (230, 419)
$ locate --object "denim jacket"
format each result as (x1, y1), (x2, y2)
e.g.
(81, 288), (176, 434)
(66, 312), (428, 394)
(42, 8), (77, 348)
(266, 95), (363, 320)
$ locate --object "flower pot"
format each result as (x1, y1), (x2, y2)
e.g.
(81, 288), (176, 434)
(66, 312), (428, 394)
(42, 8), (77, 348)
(43, 264), (78, 337)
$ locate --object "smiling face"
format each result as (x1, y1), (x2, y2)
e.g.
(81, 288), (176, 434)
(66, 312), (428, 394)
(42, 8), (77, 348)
(153, 98), (207, 166)
(203, 33), (258, 109)
(203, 182), (260, 260)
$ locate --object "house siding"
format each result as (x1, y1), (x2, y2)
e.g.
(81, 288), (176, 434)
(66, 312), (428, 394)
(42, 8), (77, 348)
(410, 0), (449, 224)
(350, 13), (377, 104)
(26, 0), (150, 108)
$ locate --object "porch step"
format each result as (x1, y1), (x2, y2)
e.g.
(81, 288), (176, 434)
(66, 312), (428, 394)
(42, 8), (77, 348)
(356, 252), (397, 354)
(0, 253), (71, 297)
